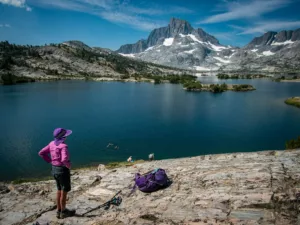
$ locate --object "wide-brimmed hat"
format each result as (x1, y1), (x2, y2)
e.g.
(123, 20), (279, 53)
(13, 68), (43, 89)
(53, 128), (72, 145)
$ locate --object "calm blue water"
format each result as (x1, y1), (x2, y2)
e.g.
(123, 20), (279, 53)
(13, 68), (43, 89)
(0, 78), (300, 181)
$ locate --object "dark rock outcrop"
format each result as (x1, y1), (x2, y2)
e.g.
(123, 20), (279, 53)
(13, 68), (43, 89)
(245, 31), (277, 49)
(117, 40), (147, 54)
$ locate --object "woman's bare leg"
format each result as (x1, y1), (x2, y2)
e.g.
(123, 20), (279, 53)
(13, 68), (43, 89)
(61, 191), (68, 211)
(56, 190), (62, 211)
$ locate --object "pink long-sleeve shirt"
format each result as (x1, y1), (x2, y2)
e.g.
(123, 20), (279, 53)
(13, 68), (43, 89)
(38, 141), (71, 168)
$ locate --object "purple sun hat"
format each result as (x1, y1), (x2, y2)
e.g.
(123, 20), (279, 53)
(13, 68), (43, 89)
(53, 128), (72, 146)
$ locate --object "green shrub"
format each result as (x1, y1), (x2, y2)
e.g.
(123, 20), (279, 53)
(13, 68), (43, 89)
(217, 74), (230, 79)
(121, 74), (130, 79)
(183, 80), (202, 90)
(286, 136), (300, 149)
(217, 74), (240, 79)
(220, 83), (228, 91)
(210, 84), (226, 93)
(154, 78), (161, 84)
(168, 75), (180, 84)
(166, 74), (197, 84)
(1, 73), (35, 85)
(0, 56), (14, 70)
(232, 84), (253, 91)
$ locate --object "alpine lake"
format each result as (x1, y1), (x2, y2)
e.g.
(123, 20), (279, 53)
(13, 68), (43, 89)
(0, 75), (300, 181)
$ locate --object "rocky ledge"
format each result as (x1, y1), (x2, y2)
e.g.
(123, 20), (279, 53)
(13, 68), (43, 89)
(1, 149), (300, 225)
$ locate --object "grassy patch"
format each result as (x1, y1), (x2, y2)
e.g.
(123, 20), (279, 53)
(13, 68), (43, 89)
(285, 97), (300, 108)
(105, 160), (145, 169)
(72, 163), (99, 171)
(12, 176), (53, 184)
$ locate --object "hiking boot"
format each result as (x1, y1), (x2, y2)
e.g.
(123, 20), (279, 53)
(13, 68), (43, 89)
(60, 208), (75, 219)
(56, 210), (61, 219)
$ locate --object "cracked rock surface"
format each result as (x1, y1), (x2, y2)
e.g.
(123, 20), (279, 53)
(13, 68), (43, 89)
(1, 149), (300, 225)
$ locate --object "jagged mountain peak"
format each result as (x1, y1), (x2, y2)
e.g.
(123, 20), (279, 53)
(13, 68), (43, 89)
(117, 18), (220, 54)
(169, 17), (193, 35)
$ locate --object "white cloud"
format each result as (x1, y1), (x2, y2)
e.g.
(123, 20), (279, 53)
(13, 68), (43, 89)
(32, 0), (89, 12)
(0, 23), (11, 28)
(28, 0), (192, 31)
(237, 21), (300, 34)
(0, 0), (25, 7)
(123, 5), (193, 16)
(211, 31), (237, 40)
(0, 0), (31, 11)
(99, 11), (165, 31)
(199, 0), (291, 24)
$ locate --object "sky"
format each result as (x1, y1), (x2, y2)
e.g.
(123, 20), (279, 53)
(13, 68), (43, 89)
(0, 0), (300, 50)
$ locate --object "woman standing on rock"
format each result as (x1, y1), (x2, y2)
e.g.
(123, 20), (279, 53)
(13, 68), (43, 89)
(38, 128), (75, 219)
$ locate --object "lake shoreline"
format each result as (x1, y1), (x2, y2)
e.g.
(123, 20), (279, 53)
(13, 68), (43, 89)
(280, 79), (300, 82)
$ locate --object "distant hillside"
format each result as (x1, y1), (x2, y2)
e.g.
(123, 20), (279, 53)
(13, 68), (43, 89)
(0, 41), (190, 84)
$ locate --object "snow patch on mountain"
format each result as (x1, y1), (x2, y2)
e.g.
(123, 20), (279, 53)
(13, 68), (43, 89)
(184, 49), (196, 54)
(194, 66), (212, 71)
(209, 43), (228, 51)
(179, 34), (204, 44)
(163, 38), (174, 46)
(271, 40), (294, 46)
(119, 53), (136, 58)
(262, 51), (275, 56)
(145, 46), (155, 51)
(213, 57), (231, 64)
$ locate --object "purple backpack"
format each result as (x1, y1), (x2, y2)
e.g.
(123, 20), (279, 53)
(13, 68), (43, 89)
(134, 168), (170, 193)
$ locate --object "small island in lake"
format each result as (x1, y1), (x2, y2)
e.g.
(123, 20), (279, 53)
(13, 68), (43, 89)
(217, 73), (269, 79)
(183, 81), (255, 93)
(285, 97), (300, 108)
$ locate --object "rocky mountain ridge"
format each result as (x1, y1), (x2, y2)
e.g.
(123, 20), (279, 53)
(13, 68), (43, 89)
(245, 29), (300, 49)
(117, 18), (300, 72)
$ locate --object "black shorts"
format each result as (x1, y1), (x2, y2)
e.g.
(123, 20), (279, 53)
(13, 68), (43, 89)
(52, 166), (71, 192)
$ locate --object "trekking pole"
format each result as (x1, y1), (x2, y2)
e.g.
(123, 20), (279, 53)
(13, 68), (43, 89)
(81, 190), (122, 216)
